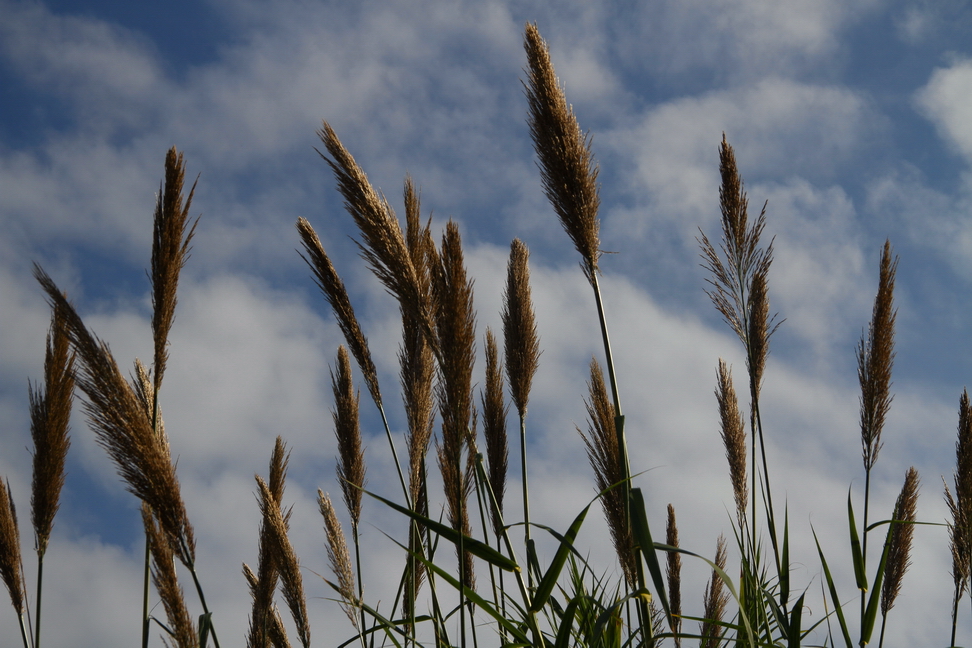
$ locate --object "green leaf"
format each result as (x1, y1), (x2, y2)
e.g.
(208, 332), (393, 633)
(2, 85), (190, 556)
(362, 488), (520, 572)
(812, 526), (853, 648)
(848, 491), (867, 592)
(198, 613), (212, 648)
(531, 502), (591, 612)
(861, 522), (894, 644)
(788, 593), (805, 648)
(554, 597), (582, 648)
(629, 488), (672, 625)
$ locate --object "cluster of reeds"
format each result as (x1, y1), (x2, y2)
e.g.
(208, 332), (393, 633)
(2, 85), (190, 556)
(4, 20), (972, 648)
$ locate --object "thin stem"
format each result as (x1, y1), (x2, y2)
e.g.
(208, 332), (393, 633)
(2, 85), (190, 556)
(518, 414), (533, 590)
(184, 554), (220, 648)
(377, 403), (413, 511)
(18, 611), (31, 648)
(34, 554), (43, 648)
(353, 523), (366, 648)
(952, 582), (960, 648)
(862, 470), (872, 623)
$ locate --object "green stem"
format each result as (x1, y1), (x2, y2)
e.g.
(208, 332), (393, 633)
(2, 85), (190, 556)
(18, 611), (31, 648)
(861, 469), (871, 624)
(181, 541), (220, 648)
(353, 523), (367, 648)
(34, 552), (43, 648)
(518, 414), (533, 590)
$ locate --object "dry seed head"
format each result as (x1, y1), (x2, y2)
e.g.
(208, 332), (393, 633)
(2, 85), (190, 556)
(331, 346), (366, 528)
(666, 504), (682, 646)
(882, 466), (919, 617)
(30, 304), (75, 557)
(948, 388), (972, 592)
(482, 328), (509, 536)
(432, 221), (477, 585)
(35, 265), (196, 567)
(859, 240), (898, 472)
(578, 357), (636, 587)
(699, 136), (778, 373)
(319, 490), (359, 628)
(524, 22), (601, 283)
(257, 476), (310, 648)
(503, 239), (541, 418)
(152, 147), (198, 394)
(0, 480), (24, 616)
(700, 535), (729, 648)
(247, 437), (291, 648)
(716, 360), (748, 528)
(141, 503), (197, 648)
(296, 217), (382, 407)
(317, 124), (438, 358)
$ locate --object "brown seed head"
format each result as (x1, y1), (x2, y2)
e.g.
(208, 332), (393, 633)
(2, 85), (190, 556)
(716, 360), (748, 528)
(152, 147), (198, 394)
(859, 240), (898, 472)
(257, 476), (309, 648)
(35, 265), (196, 567)
(947, 389), (972, 593)
(882, 466), (919, 617)
(317, 124), (437, 357)
(331, 346), (366, 528)
(0, 480), (24, 616)
(296, 217), (382, 408)
(578, 358), (636, 587)
(700, 535), (729, 648)
(524, 23), (601, 283)
(319, 490), (359, 628)
(482, 328), (509, 536)
(503, 239), (541, 418)
(666, 504), (682, 646)
(141, 503), (197, 648)
(30, 305), (75, 557)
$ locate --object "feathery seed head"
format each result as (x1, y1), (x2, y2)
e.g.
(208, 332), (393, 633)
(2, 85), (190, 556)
(666, 504), (682, 646)
(0, 480), (24, 616)
(503, 239), (541, 418)
(141, 504), (197, 648)
(30, 305), (75, 557)
(331, 346), (366, 528)
(882, 466), (919, 617)
(319, 490), (359, 628)
(152, 147), (198, 394)
(716, 360), (748, 528)
(859, 240), (898, 473)
(482, 328), (508, 536)
(297, 217), (382, 407)
(524, 23), (601, 283)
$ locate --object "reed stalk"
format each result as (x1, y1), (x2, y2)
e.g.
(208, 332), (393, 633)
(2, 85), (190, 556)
(947, 389), (972, 646)
(878, 466), (919, 648)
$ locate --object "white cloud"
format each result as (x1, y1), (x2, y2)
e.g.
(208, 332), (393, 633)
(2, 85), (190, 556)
(917, 57), (972, 161)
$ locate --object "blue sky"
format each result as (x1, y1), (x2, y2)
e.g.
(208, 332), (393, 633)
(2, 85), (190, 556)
(2, 0), (972, 646)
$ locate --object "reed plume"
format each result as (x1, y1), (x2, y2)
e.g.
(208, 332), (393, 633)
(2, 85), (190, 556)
(431, 220), (477, 589)
(243, 565), (292, 648)
(666, 504), (681, 647)
(151, 146), (198, 395)
(482, 328), (508, 536)
(317, 123), (436, 356)
(503, 239), (540, 419)
(34, 265), (196, 568)
(400, 177), (435, 620)
(524, 22), (600, 283)
(699, 535), (729, 648)
(29, 305), (75, 560)
(141, 503), (197, 648)
(699, 135), (777, 390)
(296, 217), (381, 408)
(879, 466), (919, 647)
(716, 360), (747, 529)
(859, 240), (897, 474)
(332, 346), (366, 528)
(579, 358), (636, 588)
(319, 490), (359, 629)
(246, 437), (291, 648)
(0, 480), (25, 623)
(256, 476), (309, 648)
(947, 389), (972, 646)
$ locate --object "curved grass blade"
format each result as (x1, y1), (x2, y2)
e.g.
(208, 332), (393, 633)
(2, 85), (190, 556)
(362, 487), (519, 572)
(812, 526), (853, 648)
(848, 491), (867, 592)
(861, 523), (894, 645)
(531, 503), (592, 612)
(629, 488), (671, 623)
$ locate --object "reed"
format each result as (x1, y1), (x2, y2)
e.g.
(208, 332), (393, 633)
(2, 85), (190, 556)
(10, 20), (968, 648)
